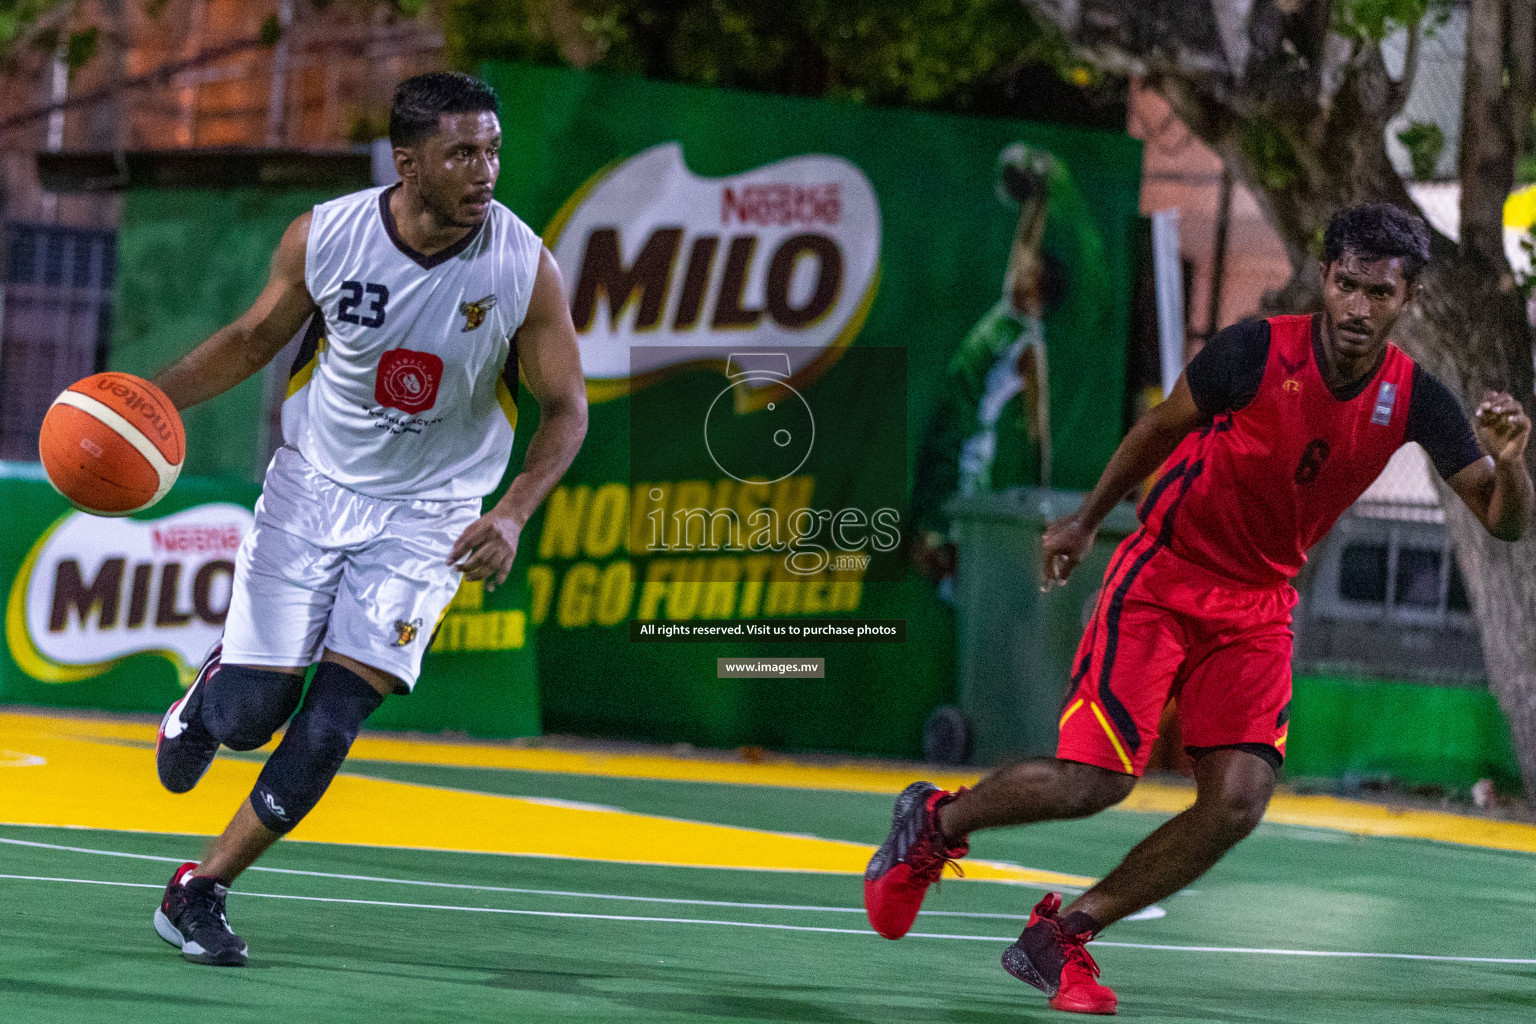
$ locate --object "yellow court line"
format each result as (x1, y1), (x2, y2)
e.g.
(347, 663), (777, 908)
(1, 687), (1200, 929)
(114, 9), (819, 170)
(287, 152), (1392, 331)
(4, 711), (1536, 856)
(0, 711), (1086, 887)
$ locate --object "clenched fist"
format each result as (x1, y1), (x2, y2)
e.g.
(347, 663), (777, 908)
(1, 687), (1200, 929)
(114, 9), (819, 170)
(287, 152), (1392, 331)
(1040, 514), (1096, 593)
(1475, 391), (1532, 465)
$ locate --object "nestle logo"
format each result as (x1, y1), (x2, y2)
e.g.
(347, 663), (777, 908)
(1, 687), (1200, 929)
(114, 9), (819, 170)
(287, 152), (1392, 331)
(151, 526), (242, 554)
(721, 184), (841, 227)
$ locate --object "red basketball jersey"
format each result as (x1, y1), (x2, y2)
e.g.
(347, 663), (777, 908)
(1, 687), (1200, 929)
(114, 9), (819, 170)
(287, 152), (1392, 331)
(1139, 314), (1415, 587)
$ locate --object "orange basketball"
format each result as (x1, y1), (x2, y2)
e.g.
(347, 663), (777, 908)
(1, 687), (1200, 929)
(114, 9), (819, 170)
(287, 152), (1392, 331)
(39, 372), (185, 517)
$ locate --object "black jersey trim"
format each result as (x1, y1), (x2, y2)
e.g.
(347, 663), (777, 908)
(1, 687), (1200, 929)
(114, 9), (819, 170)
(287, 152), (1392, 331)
(1186, 318), (1270, 417)
(378, 184), (486, 270)
(1060, 530), (1154, 713)
(1097, 458), (1205, 754)
(288, 313), (325, 379)
(1310, 313), (1391, 403)
(501, 336), (520, 402)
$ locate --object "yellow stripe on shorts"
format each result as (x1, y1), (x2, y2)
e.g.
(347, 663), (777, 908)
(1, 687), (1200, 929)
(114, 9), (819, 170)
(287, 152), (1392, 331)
(1090, 702), (1135, 774)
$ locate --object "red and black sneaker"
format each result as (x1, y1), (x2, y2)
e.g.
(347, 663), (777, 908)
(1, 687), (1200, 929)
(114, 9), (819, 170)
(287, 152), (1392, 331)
(153, 862), (248, 966)
(1001, 893), (1117, 1015)
(863, 781), (968, 939)
(156, 644), (222, 794)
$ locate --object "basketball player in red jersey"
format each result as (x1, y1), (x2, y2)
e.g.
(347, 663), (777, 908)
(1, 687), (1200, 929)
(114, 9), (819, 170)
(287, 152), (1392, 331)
(864, 204), (1532, 1013)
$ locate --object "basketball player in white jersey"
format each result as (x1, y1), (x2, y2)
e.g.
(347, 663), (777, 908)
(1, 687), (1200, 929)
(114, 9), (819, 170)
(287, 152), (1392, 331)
(147, 73), (587, 966)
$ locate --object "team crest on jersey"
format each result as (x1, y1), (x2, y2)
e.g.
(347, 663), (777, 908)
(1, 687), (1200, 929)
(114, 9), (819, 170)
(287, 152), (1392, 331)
(1279, 352), (1304, 394)
(459, 294), (496, 332)
(375, 348), (444, 414)
(391, 618), (423, 646)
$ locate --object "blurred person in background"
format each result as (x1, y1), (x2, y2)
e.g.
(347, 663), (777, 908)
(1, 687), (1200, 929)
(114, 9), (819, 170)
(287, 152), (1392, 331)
(911, 143), (1064, 595)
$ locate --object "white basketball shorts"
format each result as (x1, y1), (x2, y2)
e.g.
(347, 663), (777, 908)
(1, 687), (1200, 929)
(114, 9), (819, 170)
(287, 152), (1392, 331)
(221, 446), (481, 690)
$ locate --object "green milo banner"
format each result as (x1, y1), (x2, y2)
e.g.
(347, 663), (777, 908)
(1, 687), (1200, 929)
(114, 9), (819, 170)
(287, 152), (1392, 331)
(0, 463), (539, 737)
(485, 63), (1143, 754)
(0, 64), (1142, 758)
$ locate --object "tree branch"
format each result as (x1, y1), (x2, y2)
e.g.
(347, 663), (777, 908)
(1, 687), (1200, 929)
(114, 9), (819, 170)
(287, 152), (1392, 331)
(0, 36), (265, 138)
(1387, 16), (1421, 119)
(1511, 0), (1536, 160)
(1458, 0), (1515, 269)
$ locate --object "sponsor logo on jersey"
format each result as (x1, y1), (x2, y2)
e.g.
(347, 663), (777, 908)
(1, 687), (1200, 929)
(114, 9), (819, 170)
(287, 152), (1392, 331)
(5, 503), (253, 685)
(375, 348), (444, 415)
(459, 294), (497, 332)
(1371, 380), (1397, 425)
(545, 142), (882, 409)
(391, 618), (423, 646)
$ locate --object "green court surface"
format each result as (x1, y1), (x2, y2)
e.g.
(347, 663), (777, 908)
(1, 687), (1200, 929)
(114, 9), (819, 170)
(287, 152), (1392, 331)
(3, 751), (1536, 1023)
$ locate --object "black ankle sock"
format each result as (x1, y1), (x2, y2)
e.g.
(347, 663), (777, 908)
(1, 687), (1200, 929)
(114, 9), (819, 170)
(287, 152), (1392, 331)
(1057, 910), (1102, 939)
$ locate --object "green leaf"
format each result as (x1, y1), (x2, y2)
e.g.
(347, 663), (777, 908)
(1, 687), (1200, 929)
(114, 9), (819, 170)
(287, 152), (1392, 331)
(1240, 119), (1304, 192)
(438, 0), (1090, 113)
(1331, 0), (1451, 42)
(65, 26), (97, 72)
(259, 13), (283, 47)
(1396, 120), (1444, 181)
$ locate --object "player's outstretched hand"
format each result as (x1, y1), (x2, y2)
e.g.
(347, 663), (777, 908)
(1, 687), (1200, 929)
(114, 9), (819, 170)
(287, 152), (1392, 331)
(1040, 514), (1096, 593)
(449, 510), (522, 591)
(1475, 391), (1532, 464)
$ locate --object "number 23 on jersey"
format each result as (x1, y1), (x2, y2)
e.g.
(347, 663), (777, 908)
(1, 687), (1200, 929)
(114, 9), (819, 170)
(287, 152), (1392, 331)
(338, 280), (389, 328)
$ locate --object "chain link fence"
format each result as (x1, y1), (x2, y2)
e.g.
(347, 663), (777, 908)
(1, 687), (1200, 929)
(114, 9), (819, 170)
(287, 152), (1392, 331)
(0, 223), (116, 461)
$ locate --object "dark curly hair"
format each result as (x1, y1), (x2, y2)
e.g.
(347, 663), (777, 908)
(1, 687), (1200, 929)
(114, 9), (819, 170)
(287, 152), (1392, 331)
(389, 72), (499, 148)
(1322, 203), (1431, 282)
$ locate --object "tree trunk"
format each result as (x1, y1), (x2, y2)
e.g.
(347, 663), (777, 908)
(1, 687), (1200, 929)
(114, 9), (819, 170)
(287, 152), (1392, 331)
(1404, 252), (1536, 796)
(1443, 499), (1536, 791)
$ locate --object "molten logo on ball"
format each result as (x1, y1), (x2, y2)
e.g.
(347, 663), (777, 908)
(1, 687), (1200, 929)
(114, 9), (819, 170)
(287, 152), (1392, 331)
(375, 348), (444, 414)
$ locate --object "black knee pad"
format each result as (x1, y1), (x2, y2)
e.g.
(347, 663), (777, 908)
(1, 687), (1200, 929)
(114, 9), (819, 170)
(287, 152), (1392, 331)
(248, 662), (384, 834)
(201, 664), (305, 751)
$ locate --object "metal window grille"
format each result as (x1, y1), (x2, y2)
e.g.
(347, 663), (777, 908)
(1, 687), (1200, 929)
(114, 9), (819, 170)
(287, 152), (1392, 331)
(0, 224), (117, 461)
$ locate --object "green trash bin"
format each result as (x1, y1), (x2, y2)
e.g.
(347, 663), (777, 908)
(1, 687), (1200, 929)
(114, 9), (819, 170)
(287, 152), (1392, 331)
(945, 487), (1141, 766)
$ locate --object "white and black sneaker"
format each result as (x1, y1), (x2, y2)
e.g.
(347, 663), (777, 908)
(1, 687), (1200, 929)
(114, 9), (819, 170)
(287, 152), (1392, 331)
(156, 644), (222, 793)
(154, 863), (248, 967)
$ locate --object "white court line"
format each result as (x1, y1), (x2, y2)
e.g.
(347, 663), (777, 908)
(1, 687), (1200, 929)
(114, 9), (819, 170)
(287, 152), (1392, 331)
(0, 835), (1073, 920)
(0, 871), (1533, 965)
(0, 820), (1081, 888)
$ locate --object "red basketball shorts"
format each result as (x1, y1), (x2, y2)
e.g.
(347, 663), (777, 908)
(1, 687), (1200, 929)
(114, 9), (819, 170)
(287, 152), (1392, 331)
(1057, 529), (1295, 776)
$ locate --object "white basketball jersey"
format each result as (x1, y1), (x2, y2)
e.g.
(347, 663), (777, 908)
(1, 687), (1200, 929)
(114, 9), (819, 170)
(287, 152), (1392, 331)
(284, 185), (544, 500)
